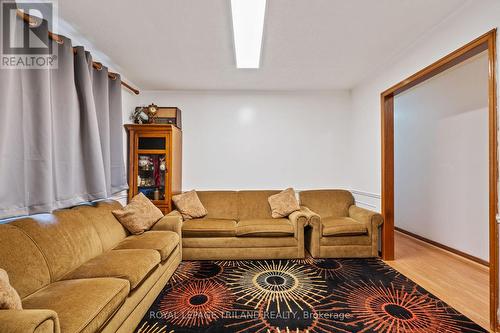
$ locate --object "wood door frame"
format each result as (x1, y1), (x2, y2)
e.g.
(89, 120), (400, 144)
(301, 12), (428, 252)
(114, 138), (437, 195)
(380, 29), (498, 331)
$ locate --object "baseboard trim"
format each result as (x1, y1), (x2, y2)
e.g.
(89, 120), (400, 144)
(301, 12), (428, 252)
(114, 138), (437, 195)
(395, 227), (489, 267)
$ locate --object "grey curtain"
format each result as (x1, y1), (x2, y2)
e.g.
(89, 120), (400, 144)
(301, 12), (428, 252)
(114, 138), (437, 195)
(108, 74), (128, 194)
(0, 9), (128, 219)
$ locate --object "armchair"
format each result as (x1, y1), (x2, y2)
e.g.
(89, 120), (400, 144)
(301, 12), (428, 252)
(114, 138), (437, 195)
(299, 190), (383, 258)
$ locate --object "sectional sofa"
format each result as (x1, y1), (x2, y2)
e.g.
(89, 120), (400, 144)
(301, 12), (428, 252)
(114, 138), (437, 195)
(0, 189), (383, 333)
(0, 200), (183, 333)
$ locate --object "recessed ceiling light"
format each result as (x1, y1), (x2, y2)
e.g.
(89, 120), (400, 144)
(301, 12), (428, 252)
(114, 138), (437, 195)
(230, 0), (266, 69)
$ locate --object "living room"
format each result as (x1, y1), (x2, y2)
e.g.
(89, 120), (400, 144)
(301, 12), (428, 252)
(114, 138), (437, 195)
(1, 0), (499, 332)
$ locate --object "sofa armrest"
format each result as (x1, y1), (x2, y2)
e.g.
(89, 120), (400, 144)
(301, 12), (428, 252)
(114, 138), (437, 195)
(0, 309), (60, 333)
(152, 211), (183, 234)
(152, 211), (183, 254)
(299, 206), (321, 227)
(166, 209), (183, 219)
(300, 206), (322, 257)
(288, 210), (308, 234)
(349, 205), (383, 257)
(288, 209), (309, 258)
(348, 205), (383, 228)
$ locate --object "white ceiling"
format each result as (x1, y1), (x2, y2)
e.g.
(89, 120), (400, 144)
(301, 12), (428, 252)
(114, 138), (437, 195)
(57, 0), (467, 91)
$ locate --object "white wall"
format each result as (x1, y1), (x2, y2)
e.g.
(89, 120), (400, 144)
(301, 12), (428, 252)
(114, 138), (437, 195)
(394, 53), (489, 260)
(132, 90), (352, 191)
(121, 89), (139, 159)
(349, 0), (500, 210)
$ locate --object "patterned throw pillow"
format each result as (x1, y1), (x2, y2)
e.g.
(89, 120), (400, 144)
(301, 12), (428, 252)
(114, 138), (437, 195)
(0, 268), (22, 310)
(112, 193), (164, 235)
(268, 188), (301, 218)
(172, 190), (208, 220)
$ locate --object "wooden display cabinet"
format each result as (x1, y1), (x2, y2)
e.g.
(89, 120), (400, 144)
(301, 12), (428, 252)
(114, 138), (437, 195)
(125, 124), (182, 213)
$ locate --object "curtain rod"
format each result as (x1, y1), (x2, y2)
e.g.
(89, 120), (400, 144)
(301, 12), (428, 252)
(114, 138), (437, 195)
(16, 10), (140, 95)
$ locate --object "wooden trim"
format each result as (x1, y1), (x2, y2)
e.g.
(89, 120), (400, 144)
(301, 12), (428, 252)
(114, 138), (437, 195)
(381, 94), (395, 260)
(380, 29), (497, 331)
(395, 227), (489, 266)
(381, 30), (493, 98)
(136, 149), (168, 154)
(487, 29), (499, 333)
(125, 124), (176, 130)
(15, 9), (140, 95)
(170, 126), (183, 197)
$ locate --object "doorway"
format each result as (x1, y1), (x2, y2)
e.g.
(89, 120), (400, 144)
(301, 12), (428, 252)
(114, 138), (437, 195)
(380, 30), (498, 331)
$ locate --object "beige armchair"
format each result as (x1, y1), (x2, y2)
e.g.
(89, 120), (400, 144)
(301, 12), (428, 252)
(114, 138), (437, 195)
(299, 190), (383, 258)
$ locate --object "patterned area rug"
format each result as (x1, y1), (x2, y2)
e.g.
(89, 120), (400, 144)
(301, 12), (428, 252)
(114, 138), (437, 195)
(135, 257), (486, 333)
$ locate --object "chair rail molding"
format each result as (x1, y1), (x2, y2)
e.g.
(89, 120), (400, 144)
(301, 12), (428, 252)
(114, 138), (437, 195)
(350, 189), (381, 212)
(350, 189), (382, 199)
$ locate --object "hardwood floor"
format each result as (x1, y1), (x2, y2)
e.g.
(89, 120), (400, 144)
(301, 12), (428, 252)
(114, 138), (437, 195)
(385, 231), (490, 331)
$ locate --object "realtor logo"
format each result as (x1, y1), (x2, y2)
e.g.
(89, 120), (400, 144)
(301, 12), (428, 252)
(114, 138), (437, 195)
(1, 0), (58, 69)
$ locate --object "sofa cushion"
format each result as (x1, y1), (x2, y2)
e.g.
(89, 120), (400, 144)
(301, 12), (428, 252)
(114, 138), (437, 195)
(238, 190), (280, 220)
(299, 190), (354, 218)
(172, 190), (208, 220)
(320, 234), (371, 246)
(112, 193), (164, 235)
(182, 219), (237, 237)
(183, 237), (298, 248)
(75, 200), (128, 251)
(0, 224), (51, 299)
(0, 268), (22, 310)
(268, 188), (300, 218)
(11, 209), (103, 282)
(98, 249), (181, 333)
(113, 231), (179, 261)
(62, 249), (160, 290)
(197, 191), (238, 220)
(322, 217), (368, 237)
(236, 219), (294, 237)
(23, 278), (129, 333)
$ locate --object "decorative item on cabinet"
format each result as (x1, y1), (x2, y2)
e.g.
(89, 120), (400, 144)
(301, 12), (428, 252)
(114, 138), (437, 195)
(130, 104), (182, 129)
(154, 107), (182, 129)
(125, 124), (182, 214)
(131, 107), (150, 124)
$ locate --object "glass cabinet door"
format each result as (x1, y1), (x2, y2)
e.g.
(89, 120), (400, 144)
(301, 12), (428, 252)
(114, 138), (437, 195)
(137, 153), (167, 201)
(135, 134), (169, 205)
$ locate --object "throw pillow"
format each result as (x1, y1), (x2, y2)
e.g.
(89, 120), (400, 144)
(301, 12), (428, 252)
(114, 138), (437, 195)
(172, 190), (208, 220)
(0, 268), (22, 310)
(268, 188), (300, 218)
(112, 193), (164, 235)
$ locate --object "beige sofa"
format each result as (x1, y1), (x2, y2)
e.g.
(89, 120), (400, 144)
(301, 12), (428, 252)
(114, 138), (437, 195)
(0, 200), (182, 333)
(299, 190), (383, 258)
(168, 190), (309, 260)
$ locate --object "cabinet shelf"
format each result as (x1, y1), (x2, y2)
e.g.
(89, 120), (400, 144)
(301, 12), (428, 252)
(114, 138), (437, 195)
(137, 149), (169, 154)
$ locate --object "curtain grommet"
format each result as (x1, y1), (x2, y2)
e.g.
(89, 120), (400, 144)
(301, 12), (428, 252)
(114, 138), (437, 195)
(53, 35), (64, 45)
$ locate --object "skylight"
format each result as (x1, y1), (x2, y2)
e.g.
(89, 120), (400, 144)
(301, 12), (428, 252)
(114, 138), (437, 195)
(230, 0), (267, 69)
